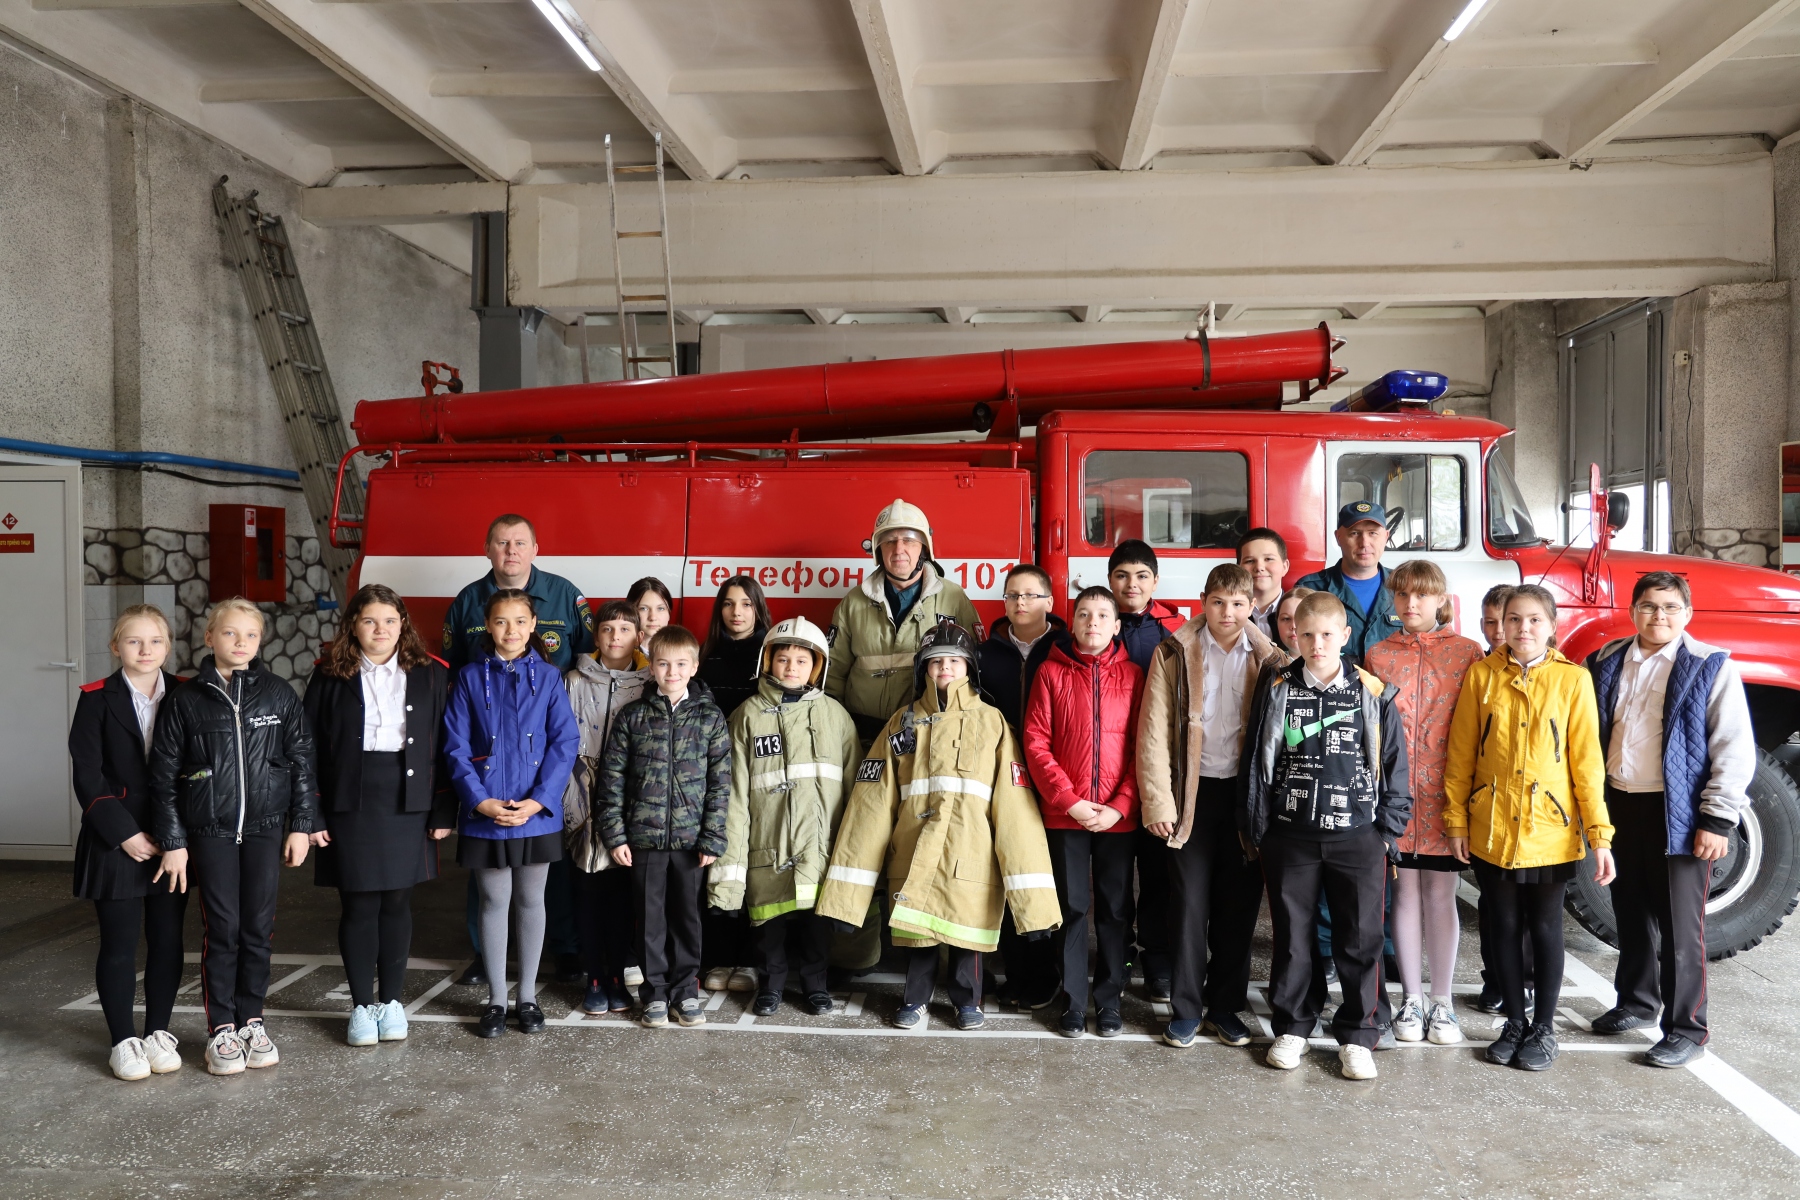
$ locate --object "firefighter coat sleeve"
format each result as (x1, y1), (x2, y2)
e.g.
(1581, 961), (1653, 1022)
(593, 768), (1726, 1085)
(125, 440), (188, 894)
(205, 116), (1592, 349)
(813, 717), (903, 927)
(990, 723), (1062, 935)
(821, 594), (856, 704)
(710, 705), (756, 912)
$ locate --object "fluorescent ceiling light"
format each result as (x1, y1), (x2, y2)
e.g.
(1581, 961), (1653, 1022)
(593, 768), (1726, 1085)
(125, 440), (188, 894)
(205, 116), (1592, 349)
(530, 0), (603, 72)
(1443, 0), (1491, 41)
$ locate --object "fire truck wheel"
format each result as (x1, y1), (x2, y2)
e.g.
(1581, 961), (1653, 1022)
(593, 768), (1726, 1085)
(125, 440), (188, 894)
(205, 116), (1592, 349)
(1565, 748), (1800, 961)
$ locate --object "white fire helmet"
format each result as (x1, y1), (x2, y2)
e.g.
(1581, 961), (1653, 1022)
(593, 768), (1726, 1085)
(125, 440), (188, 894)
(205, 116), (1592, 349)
(868, 497), (935, 564)
(756, 616), (831, 688)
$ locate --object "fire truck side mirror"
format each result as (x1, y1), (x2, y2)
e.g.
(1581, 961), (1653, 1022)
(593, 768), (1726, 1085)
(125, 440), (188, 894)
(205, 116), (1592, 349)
(1607, 491), (1630, 533)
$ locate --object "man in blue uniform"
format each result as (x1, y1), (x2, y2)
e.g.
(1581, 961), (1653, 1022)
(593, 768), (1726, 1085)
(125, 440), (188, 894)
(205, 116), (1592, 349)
(1295, 502), (1400, 667)
(445, 513), (592, 985)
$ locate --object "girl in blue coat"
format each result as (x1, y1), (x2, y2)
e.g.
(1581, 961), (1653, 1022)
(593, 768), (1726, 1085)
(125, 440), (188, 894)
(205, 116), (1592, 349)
(444, 589), (580, 1037)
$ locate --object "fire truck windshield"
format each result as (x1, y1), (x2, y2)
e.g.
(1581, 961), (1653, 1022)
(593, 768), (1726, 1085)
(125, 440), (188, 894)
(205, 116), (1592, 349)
(1485, 442), (1540, 547)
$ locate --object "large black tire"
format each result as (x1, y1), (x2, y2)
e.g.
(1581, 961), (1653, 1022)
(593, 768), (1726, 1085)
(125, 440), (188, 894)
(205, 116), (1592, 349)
(1567, 747), (1800, 960)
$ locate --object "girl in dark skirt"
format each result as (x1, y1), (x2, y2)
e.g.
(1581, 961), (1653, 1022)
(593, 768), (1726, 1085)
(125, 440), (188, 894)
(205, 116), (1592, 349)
(303, 584), (452, 1047)
(69, 604), (188, 1080)
(444, 589), (580, 1037)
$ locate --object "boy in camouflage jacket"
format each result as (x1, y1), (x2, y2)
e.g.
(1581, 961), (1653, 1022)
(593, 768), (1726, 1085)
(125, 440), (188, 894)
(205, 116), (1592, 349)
(596, 625), (731, 1028)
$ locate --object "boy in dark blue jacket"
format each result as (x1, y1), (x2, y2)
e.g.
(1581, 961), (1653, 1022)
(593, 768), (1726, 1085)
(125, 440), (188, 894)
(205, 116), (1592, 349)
(598, 624), (732, 1029)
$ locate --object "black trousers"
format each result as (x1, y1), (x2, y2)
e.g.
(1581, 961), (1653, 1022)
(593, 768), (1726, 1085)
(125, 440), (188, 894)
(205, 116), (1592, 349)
(1609, 787), (1711, 1041)
(93, 888), (188, 1045)
(701, 907), (749, 973)
(189, 829), (283, 1031)
(339, 888), (412, 1007)
(1264, 826), (1387, 1048)
(1166, 779), (1265, 1022)
(754, 911), (833, 996)
(1048, 829), (1135, 1011)
(903, 944), (984, 1009)
(631, 850), (704, 1004)
(1133, 827), (1172, 981)
(995, 909), (1055, 995)
(574, 867), (635, 985)
(1478, 886), (1536, 993)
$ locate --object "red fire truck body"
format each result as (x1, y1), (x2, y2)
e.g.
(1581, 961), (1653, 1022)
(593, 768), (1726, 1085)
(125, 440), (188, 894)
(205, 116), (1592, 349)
(337, 331), (1800, 959)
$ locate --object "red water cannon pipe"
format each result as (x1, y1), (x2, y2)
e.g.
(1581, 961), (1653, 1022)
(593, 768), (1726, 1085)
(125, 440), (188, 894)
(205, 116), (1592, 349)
(352, 326), (1333, 445)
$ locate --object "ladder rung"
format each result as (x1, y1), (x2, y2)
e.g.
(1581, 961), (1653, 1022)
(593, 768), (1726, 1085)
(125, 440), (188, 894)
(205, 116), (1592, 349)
(291, 362), (322, 374)
(628, 355), (675, 363)
(277, 310), (309, 325)
(615, 165), (657, 173)
(620, 293), (666, 302)
(616, 230), (663, 238)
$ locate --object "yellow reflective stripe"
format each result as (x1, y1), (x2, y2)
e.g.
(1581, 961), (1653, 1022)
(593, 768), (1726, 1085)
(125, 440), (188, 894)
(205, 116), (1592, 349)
(902, 776), (993, 801)
(889, 905), (1001, 948)
(1003, 873), (1056, 891)
(747, 883), (818, 923)
(854, 652), (916, 672)
(827, 865), (880, 887)
(711, 864), (748, 883)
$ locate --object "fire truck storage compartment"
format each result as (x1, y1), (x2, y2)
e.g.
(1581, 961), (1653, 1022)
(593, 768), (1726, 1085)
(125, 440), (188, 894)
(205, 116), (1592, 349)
(209, 504), (286, 603)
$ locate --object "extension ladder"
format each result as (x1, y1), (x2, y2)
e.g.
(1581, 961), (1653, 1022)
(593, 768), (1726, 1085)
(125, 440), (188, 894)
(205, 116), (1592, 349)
(212, 178), (359, 605)
(591, 131), (677, 382)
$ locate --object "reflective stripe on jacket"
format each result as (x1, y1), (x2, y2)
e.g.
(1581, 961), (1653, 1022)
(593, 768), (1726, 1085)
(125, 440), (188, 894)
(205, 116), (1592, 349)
(822, 565), (981, 734)
(814, 678), (1060, 950)
(1443, 646), (1613, 868)
(708, 678), (860, 922)
(1365, 627), (1484, 857)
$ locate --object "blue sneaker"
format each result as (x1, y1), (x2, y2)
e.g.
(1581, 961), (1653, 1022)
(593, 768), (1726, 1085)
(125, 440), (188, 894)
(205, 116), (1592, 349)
(1162, 1018), (1202, 1048)
(346, 1004), (380, 1047)
(892, 1003), (927, 1030)
(376, 999), (408, 1042)
(955, 1006), (986, 1031)
(582, 979), (608, 1014)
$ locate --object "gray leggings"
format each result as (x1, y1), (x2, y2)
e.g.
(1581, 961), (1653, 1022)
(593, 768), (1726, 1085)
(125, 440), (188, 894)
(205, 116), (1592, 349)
(476, 864), (550, 1008)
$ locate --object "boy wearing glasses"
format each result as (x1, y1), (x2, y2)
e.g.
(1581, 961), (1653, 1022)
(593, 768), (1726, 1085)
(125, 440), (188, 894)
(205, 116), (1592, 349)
(1584, 571), (1754, 1067)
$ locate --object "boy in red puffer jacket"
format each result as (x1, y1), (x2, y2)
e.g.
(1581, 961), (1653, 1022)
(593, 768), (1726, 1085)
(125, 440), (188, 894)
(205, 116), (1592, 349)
(1024, 586), (1144, 1038)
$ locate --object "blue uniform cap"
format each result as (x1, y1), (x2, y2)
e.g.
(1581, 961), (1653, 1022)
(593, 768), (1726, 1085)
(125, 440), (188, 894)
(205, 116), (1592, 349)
(1337, 500), (1388, 529)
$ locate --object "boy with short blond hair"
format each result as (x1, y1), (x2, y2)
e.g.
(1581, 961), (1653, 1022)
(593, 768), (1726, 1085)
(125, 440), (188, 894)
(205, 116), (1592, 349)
(1241, 592), (1411, 1080)
(1137, 562), (1282, 1048)
(597, 623), (731, 1030)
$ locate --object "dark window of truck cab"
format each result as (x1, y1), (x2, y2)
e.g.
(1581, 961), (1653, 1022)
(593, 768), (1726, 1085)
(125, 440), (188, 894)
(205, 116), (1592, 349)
(1336, 452), (1466, 552)
(1081, 451), (1249, 550)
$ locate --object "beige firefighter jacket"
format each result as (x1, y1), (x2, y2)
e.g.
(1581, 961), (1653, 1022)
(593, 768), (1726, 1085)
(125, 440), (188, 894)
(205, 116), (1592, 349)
(822, 565), (981, 727)
(814, 678), (1061, 951)
(707, 678), (861, 923)
(1135, 619), (1284, 849)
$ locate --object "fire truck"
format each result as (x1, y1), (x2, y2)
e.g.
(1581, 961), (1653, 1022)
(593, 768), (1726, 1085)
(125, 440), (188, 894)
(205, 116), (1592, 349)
(338, 326), (1800, 960)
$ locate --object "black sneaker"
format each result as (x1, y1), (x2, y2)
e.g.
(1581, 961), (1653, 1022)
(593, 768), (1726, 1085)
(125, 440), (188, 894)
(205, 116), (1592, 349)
(1018, 981), (1061, 1011)
(1514, 1021), (1559, 1070)
(752, 992), (781, 1016)
(1593, 1006), (1652, 1035)
(1645, 1033), (1704, 1068)
(515, 1002), (546, 1034)
(1057, 1010), (1085, 1038)
(1485, 1019), (1526, 1066)
(1473, 984), (1506, 1015)
(606, 980), (634, 1012)
(1096, 1008), (1123, 1038)
(803, 992), (835, 1016)
(475, 1005), (506, 1038)
(1323, 959), (1339, 986)
(581, 979), (608, 1014)
(1145, 976), (1172, 1004)
(457, 962), (487, 988)
(1203, 1011), (1253, 1047)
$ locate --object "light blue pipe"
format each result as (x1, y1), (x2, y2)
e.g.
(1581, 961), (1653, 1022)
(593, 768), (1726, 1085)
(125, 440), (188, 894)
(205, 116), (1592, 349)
(0, 437), (300, 482)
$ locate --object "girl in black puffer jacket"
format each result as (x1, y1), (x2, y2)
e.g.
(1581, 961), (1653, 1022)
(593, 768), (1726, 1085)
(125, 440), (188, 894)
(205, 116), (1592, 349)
(150, 597), (318, 1077)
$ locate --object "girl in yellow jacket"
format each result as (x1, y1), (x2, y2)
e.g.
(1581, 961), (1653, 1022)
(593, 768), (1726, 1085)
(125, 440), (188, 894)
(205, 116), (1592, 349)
(1444, 583), (1615, 1073)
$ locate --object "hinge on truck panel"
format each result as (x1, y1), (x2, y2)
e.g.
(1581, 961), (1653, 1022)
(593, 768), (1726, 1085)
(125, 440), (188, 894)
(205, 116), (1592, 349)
(620, 472), (639, 487)
(956, 473), (976, 489)
(414, 473), (433, 488)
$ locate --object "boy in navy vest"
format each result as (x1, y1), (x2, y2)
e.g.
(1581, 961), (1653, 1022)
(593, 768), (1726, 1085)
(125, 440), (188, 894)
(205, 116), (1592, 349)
(1585, 571), (1753, 1067)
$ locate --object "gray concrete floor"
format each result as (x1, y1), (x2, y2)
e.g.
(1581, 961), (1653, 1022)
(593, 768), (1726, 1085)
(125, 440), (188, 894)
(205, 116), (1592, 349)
(4, 853), (1800, 1200)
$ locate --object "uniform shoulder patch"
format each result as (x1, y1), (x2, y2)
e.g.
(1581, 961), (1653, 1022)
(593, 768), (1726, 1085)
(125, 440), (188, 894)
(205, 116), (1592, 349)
(826, 624), (839, 647)
(1011, 762), (1028, 788)
(427, 653), (449, 668)
(856, 758), (885, 783)
(752, 733), (783, 759)
(80, 678), (107, 693)
(889, 727), (916, 757)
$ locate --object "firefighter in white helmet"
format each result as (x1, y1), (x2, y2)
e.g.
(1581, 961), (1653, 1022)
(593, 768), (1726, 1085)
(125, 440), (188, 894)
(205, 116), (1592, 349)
(707, 618), (859, 1017)
(824, 498), (983, 744)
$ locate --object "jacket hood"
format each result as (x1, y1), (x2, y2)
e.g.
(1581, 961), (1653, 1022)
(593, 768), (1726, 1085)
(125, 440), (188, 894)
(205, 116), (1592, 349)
(912, 620), (982, 699)
(1591, 631), (1731, 666)
(196, 655), (267, 685)
(573, 648), (649, 684)
(1047, 638), (1127, 670)
(919, 674), (982, 714)
(757, 616), (831, 687)
(987, 613), (1067, 644)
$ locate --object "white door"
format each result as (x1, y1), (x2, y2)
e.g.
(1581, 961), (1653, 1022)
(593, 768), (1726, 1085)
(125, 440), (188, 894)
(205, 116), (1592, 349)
(0, 471), (79, 847)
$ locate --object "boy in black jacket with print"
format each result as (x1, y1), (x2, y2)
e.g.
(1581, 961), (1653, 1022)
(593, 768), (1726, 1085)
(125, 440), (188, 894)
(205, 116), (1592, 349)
(1239, 592), (1410, 1081)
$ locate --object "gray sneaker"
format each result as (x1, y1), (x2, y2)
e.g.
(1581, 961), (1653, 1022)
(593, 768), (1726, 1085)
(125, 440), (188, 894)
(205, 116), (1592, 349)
(237, 1020), (279, 1068)
(1392, 996), (1425, 1043)
(205, 1028), (246, 1076)
(640, 1001), (670, 1028)
(674, 998), (707, 1027)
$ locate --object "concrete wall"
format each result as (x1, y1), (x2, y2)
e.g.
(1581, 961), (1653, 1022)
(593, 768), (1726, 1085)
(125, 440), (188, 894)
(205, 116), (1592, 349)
(1484, 302), (1561, 538)
(0, 39), (477, 684)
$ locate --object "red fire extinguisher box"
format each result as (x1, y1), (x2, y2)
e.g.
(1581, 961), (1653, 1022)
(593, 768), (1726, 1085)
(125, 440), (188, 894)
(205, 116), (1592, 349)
(209, 504), (286, 603)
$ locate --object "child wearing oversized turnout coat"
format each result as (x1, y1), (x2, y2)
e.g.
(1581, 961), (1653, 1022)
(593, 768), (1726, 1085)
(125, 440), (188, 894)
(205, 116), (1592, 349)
(815, 622), (1061, 1032)
(709, 617), (860, 1017)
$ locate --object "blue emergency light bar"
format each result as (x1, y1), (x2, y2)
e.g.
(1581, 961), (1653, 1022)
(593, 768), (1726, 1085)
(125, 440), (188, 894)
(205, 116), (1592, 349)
(1330, 369), (1450, 413)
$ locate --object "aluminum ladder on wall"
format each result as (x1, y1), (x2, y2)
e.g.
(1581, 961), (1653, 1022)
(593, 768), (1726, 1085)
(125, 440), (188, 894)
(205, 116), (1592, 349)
(212, 177), (358, 605)
(590, 131), (677, 382)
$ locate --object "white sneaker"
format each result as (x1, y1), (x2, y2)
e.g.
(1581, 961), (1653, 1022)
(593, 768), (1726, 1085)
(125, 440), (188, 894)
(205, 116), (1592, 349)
(205, 1028), (246, 1076)
(728, 966), (758, 993)
(1339, 1044), (1378, 1080)
(109, 1037), (151, 1081)
(346, 1004), (381, 1047)
(237, 1020), (279, 1068)
(622, 966), (645, 988)
(1265, 1034), (1307, 1070)
(376, 999), (409, 1042)
(144, 1029), (182, 1074)
(1393, 995), (1425, 1043)
(702, 966), (732, 992)
(1426, 999), (1464, 1045)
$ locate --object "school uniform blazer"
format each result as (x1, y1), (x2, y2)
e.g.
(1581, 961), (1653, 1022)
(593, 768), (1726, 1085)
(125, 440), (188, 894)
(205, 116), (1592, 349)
(302, 658), (453, 827)
(69, 670), (187, 850)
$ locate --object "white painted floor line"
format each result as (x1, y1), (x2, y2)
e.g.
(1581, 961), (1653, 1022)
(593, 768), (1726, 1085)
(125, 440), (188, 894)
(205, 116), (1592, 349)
(405, 971), (462, 1016)
(703, 990), (728, 1012)
(264, 963), (320, 995)
(838, 992), (865, 1018)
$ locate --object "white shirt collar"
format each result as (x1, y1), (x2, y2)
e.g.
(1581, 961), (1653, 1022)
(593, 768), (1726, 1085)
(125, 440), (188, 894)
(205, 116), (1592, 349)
(1301, 664), (1349, 691)
(1204, 627), (1248, 657)
(361, 653), (402, 677)
(1626, 637), (1680, 665)
(126, 671), (165, 704)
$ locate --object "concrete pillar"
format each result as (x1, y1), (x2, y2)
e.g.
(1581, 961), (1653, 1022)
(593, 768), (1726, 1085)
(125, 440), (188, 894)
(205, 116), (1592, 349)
(1775, 140), (1800, 439)
(1667, 283), (1790, 566)
(1484, 301), (1562, 538)
(104, 97), (147, 530)
(470, 211), (542, 391)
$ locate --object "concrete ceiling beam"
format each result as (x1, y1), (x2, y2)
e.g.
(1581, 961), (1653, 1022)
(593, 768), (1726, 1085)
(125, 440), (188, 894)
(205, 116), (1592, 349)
(1561, 0), (1800, 161)
(1107, 0), (1197, 171)
(199, 76), (363, 103)
(300, 180), (504, 225)
(849, 0), (943, 175)
(1172, 45), (1385, 77)
(430, 73), (608, 99)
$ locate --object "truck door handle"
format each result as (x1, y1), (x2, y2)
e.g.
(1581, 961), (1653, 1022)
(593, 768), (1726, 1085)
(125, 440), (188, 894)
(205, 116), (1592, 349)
(1051, 518), (1064, 553)
(48, 661), (78, 669)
